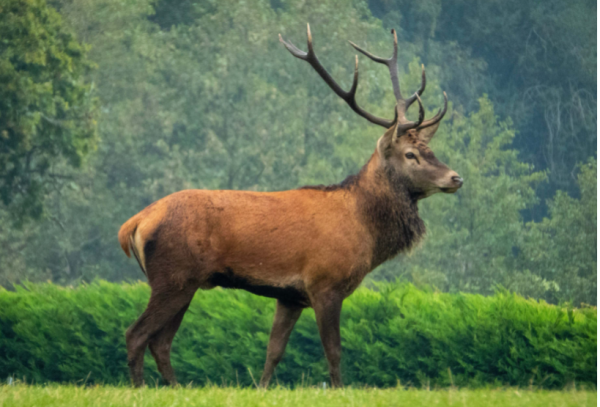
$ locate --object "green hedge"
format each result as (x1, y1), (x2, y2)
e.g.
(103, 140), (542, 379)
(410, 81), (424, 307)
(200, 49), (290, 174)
(0, 282), (595, 388)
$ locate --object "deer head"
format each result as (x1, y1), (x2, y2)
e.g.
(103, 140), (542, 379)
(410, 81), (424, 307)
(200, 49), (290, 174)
(280, 25), (463, 199)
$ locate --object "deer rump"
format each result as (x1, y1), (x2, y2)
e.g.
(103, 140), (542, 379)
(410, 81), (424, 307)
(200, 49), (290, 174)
(118, 188), (372, 308)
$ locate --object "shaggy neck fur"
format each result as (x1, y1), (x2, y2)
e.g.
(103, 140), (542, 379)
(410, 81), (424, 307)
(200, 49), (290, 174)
(352, 152), (426, 268)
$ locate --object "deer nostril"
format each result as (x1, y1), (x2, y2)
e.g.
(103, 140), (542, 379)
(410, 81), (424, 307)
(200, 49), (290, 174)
(452, 176), (463, 186)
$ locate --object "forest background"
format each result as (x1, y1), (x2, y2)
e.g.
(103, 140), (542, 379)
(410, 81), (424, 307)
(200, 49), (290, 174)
(0, 0), (596, 305)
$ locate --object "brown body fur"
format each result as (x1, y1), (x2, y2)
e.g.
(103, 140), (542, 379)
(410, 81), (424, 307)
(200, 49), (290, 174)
(121, 185), (372, 297)
(119, 152), (421, 305)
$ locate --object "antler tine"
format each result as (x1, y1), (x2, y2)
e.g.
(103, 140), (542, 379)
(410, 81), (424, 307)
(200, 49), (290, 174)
(418, 91), (448, 129)
(406, 64), (426, 108)
(349, 29), (402, 102)
(397, 93), (425, 134)
(279, 34), (308, 59)
(279, 24), (394, 128)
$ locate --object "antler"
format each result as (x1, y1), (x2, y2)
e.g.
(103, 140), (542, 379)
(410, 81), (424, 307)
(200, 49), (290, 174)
(417, 91), (448, 130)
(280, 25), (448, 133)
(279, 24), (394, 128)
(350, 29), (428, 133)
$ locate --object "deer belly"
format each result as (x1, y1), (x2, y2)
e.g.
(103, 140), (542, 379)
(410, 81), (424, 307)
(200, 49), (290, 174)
(207, 267), (310, 307)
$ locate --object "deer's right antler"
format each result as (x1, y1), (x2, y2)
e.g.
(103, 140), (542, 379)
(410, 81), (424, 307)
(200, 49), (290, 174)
(280, 25), (448, 134)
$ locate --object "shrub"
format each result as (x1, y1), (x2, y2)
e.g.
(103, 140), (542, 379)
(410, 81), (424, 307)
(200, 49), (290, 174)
(0, 281), (595, 388)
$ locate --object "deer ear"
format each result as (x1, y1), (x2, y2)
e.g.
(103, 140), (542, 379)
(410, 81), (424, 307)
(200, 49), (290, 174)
(377, 126), (397, 158)
(417, 122), (441, 144)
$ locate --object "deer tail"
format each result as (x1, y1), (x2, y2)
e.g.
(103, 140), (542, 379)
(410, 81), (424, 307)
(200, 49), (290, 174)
(118, 214), (147, 276)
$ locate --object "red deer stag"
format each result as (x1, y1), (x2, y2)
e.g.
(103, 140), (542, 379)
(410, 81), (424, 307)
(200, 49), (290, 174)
(118, 25), (463, 388)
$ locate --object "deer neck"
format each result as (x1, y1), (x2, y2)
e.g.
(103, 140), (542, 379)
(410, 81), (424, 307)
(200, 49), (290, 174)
(353, 151), (426, 269)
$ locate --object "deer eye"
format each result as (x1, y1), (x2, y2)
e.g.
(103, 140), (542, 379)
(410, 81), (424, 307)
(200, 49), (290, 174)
(405, 152), (416, 159)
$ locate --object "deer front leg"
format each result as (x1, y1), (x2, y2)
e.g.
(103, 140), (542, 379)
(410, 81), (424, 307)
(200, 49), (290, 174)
(259, 300), (303, 388)
(312, 292), (344, 388)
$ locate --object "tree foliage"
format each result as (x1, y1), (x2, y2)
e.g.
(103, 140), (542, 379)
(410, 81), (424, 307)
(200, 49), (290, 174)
(519, 160), (597, 305)
(369, 0), (597, 213)
(0, 0), (97, 221)
(0, 0), (595, 305)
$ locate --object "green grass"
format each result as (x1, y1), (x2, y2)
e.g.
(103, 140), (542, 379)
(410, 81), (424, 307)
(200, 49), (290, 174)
(0, 385), (595, 407)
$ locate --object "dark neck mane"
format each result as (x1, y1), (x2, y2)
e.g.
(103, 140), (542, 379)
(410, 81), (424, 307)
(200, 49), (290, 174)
(357, 165), (425, 267)
(301, 153), (426, 268)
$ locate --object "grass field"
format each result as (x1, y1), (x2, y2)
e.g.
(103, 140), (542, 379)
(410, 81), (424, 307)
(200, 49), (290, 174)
(0, 385), (595, 407)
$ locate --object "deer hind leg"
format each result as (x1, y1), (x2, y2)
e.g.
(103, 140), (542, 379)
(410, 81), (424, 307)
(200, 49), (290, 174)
(259, 300), (303, 388)
(148, 301), (190, 386)
(126, 285), (197, 387)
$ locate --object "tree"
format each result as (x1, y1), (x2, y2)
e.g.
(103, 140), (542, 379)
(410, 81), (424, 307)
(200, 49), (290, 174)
(519, 159), (597, 305)
(0, 0), (97, 221)
(367, 0), (597, 219)
(0, 0), (594, 307)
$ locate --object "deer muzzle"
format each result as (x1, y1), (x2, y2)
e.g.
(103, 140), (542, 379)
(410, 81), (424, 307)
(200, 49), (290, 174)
(440, 173), (463, 193)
